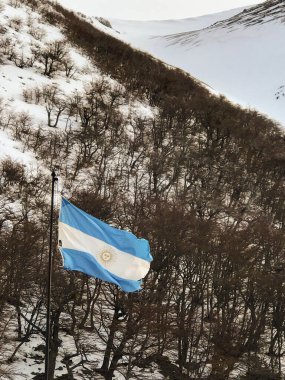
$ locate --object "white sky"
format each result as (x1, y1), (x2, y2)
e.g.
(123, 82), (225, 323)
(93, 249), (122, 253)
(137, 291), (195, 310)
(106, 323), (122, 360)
(58, 0), (265, 20)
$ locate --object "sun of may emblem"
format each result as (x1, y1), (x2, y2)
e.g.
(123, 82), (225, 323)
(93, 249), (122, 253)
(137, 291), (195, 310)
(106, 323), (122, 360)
(101, 250), (112, 262)
(99, 247), (116, 267)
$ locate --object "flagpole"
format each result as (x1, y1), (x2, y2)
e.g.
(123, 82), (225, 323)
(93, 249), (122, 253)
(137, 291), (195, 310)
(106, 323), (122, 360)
(45, 169), (58, 380)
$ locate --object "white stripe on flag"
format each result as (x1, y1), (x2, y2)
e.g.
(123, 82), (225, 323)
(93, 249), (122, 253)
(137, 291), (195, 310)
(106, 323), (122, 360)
(58, 221), (150, 281)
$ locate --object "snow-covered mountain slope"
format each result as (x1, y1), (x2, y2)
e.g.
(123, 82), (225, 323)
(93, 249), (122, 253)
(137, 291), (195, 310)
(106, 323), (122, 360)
(0, 1), (87, 170)
(110, 7), (247, 39)
(0, 0), (153, 175)
(106, 1), (285, 126)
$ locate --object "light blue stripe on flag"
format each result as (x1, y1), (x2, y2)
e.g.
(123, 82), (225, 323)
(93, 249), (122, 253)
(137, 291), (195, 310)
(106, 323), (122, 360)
(58, 198), (152, 292)
(60, 198), (152, 260)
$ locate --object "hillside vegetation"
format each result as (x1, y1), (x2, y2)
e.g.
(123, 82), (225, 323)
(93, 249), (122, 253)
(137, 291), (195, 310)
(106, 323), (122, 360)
(1, 0), (285, 379)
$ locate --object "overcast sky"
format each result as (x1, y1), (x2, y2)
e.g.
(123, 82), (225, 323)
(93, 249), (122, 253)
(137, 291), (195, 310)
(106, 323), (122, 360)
(58, 0), (265, 20)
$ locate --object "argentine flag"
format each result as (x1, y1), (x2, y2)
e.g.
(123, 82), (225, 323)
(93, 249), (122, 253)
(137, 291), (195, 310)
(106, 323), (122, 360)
(58, 198), (152, 292)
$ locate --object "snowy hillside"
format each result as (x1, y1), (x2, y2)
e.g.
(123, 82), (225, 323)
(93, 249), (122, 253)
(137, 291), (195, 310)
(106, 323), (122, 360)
(2, 0), (285, 379)
(0, 0), (153, 174)
(106, 1), (285, 126)
(0, 0), (155, 378)
(109, 7), (247, 42)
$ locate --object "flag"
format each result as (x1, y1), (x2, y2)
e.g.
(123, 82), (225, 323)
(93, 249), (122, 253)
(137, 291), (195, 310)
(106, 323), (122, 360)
(58, 198), (152, 292)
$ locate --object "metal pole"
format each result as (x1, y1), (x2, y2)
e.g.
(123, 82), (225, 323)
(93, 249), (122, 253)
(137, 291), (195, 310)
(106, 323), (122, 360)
(45, 170), (58, 380)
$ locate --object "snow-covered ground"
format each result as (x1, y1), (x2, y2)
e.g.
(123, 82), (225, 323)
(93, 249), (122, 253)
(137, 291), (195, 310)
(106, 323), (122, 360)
(110, 7), (247, 38)
(57, 0), (264, 20)
(111, 2), (285, 126)
(58, 0), (285, 126)
(0, 0), (154, 174)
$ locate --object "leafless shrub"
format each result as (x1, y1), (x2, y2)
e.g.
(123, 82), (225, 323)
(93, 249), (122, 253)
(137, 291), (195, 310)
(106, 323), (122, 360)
(45, 98), (66, 128)
(29, 25), (46, 40)
(22, 85), (53, 105)
(0, 24), (6, 34)
(32, 86), (42, 104)
(8, 0), (21, 7)
(62, 54), (77, 78)
(13, 50), (36, 68)
(96, 17), (112, 28)
(22, 88), (33, 103)
(0, 36), (16, 60)
(0, 363), (14, 379)
(0, 97), (6, 116)
(39, 3), (63, 25)
(10, 111), (32, 141)
(9, 16), (24, 32)
(24, 84), (67, 127)
(1, 158), (25, 185)
(22, 0), (40, 12)
(35, 39), (68, 77)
